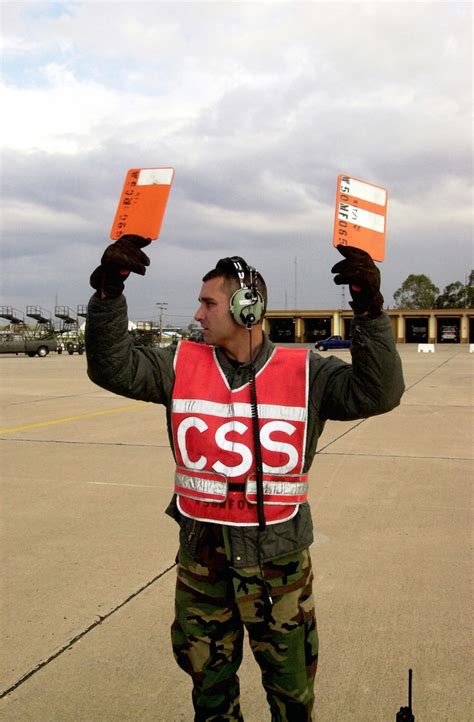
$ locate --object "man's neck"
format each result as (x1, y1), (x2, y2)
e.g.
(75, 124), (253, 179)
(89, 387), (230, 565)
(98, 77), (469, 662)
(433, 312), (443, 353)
(220, 327), (264, 364)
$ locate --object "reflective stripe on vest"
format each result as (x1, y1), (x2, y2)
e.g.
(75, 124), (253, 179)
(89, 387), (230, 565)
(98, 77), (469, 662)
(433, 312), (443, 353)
(171, 341), (310, 526)
(175, 466), (309, 505)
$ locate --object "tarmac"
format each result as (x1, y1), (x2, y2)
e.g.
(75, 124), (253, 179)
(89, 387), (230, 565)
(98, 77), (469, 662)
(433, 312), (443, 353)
(0, 344), (472, 721)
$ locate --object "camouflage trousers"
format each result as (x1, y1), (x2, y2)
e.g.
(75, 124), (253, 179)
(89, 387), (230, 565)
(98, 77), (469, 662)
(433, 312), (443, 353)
(171, 525), (318, 721)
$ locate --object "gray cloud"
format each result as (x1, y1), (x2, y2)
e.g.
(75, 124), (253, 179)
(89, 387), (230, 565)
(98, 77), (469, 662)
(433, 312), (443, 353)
(1, 2), (472, 325)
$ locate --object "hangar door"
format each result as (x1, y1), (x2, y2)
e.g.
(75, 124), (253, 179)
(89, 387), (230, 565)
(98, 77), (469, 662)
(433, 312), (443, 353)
(268, 317), (295, 343)
(303, 318), (332, 343)
(436, 317), (460, 343)
(405, 317), (429, 343)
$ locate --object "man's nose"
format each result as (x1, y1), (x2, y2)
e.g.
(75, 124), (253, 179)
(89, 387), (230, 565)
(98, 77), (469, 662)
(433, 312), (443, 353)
(194, 304), (204, 323)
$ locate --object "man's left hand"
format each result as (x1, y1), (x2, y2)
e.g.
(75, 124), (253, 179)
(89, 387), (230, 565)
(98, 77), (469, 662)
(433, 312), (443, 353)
(331, 245), (384, 318)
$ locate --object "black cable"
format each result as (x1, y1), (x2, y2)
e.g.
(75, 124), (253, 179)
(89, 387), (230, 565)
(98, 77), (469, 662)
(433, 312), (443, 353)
(248, 352), (266, 531)
(247, 327), (273, 620)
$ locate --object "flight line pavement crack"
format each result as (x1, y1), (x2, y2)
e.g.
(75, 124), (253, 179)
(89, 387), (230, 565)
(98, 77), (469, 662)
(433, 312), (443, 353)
(0, 437), (171, 448)
(0, 562), (177, 700)
(2, 436), (469, 462)
(315, 351), (463, 455)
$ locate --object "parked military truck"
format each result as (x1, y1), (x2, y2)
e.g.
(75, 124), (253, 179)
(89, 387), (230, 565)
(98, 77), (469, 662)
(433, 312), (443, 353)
(0, 332), (60, 357)
(65, 338), (85, 355)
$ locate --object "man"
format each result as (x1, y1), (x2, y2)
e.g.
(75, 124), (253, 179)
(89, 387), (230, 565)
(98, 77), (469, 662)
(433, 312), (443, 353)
(86, 235), (404, 721)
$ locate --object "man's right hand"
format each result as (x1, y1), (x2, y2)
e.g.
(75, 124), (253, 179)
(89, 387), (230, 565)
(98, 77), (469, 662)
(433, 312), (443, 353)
(90, 234), (151, 298)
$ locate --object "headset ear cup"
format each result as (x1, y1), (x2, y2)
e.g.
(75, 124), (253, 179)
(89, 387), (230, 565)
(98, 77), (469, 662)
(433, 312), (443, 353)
(229, 289), (247, 325)
(229, 289), (264, 326)
(247, 292), (264, 324)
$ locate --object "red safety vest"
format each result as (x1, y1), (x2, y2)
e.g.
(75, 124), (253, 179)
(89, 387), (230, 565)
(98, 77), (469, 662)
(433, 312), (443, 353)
(171, 341), (310, 526)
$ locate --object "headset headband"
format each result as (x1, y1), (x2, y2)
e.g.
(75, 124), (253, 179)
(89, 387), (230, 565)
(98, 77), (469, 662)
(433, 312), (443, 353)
(229, 257), (258, 295)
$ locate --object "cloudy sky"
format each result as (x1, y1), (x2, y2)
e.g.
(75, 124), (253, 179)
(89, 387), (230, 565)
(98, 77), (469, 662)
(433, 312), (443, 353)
(1, 1), (472, 328)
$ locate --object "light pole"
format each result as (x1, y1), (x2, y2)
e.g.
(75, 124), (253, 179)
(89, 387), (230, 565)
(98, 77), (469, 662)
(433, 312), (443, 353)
(294, 255), (298, 309)
(156, 302), (168, 344)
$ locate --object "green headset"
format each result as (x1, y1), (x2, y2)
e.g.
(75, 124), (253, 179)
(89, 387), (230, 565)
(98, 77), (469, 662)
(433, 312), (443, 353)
(228, 256), (265, 328)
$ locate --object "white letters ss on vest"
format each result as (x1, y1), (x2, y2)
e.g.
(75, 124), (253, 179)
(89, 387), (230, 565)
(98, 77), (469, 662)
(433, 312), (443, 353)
(176, 417), (299, 476)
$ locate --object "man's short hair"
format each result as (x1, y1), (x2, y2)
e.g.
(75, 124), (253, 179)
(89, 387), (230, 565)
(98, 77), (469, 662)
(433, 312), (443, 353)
(203, 256), (268, 314)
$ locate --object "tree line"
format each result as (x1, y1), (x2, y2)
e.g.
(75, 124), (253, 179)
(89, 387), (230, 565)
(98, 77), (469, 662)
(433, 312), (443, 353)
(393, 271), (473, 309)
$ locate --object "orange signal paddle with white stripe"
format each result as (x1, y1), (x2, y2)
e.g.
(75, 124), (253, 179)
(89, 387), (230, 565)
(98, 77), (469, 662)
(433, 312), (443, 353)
(333, 173), (388, 262)
(110, 167), (175, 241)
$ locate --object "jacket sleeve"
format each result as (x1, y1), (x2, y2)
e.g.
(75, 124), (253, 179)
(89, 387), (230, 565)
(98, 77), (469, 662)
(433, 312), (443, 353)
(85, 293), (175, 404)
(313, 312), (405, 421)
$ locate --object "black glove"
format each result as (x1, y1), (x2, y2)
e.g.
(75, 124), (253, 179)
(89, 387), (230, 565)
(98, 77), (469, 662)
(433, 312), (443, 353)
(331, 244), (384, 318)
(90, 235), (151, 299)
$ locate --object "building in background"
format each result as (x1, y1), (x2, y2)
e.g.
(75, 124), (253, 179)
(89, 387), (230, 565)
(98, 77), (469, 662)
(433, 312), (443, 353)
(263, 308), (473, 345)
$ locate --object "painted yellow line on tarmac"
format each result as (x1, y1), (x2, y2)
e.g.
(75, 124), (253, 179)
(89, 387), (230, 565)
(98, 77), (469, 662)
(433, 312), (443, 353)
(0, 403), (144, 435)
(87, 481), (155, 488)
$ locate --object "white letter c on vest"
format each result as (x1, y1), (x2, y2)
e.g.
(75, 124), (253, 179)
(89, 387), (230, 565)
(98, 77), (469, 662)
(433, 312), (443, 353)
(177, 417), (208, 470)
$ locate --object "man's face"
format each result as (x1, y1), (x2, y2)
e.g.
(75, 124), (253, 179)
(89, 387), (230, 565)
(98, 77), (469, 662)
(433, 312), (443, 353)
(194, 276), (238, 347)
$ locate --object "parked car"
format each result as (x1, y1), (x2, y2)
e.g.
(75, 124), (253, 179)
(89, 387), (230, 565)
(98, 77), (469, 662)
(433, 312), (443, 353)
(315, 335), (351, 351)
(0, 332), (60, 357)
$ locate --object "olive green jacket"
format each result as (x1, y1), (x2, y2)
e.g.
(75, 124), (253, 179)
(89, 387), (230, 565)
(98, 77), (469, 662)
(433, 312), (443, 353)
(86, 293), (404, 567)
